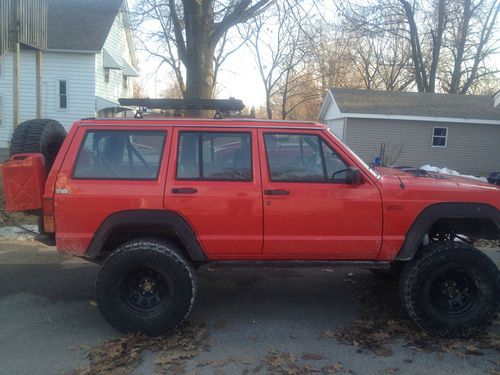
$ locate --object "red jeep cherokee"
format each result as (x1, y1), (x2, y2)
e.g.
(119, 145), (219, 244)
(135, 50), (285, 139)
(2, 117), (499, 337)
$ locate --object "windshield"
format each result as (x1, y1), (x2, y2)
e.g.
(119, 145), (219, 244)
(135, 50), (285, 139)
(327, 129), (380, 179)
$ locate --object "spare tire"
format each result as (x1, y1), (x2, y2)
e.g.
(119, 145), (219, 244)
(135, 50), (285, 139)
(10, 119), (67, 171)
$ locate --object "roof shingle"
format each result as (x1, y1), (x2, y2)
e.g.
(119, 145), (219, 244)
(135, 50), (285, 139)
(47, 0), (122, 51)
(330, 88), (500, 121)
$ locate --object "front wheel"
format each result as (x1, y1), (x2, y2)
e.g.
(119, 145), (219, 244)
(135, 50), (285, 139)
(400, 242), (499, 338)
(96, 239), (197, 336)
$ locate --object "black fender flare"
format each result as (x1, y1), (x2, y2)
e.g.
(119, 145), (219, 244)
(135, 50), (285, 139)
(85, 210), (207, 261)
(395, 202), (500, 261)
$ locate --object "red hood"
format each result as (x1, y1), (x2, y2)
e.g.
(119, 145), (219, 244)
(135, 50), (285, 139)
(375, 167), (495, 189)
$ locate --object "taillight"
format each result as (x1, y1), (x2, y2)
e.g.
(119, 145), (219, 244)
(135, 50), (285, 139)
(42, 197), (55, 233)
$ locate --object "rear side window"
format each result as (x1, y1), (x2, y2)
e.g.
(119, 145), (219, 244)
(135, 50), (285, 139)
(177, 132), (252, 181)
(73, 130), (166, 179)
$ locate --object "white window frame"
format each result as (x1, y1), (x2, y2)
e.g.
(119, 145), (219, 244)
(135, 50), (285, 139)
(57, 78), (68, 111)
(431, 127), (448, 148)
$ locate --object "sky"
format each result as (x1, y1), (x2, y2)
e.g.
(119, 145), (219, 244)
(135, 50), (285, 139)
(138, 41), (266, 109)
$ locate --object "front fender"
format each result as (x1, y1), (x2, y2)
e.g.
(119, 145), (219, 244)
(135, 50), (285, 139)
(395, 203), (500, 261)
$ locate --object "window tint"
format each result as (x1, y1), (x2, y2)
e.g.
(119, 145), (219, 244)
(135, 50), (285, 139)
(177, 132), (252, 181)
(432, 127), (447, 147)
(264, 133), (348, 182)
(73, 131), (165, 179)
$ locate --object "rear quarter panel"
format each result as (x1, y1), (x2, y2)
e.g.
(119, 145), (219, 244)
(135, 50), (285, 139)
(52, 124), (172, 256)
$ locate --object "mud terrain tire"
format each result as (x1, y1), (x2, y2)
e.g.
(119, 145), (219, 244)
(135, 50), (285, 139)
(9, 119), (67, 170)
(400, 241), (499, 338)
(96, 239), (197, 336)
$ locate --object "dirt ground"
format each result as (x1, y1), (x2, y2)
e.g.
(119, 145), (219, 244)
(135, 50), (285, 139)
(0, 239), (498, 375)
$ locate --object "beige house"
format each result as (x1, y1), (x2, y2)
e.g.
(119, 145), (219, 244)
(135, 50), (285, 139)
(318, 88), (500, 177)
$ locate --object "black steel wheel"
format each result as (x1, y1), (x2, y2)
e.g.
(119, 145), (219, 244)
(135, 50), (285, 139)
(96, 239), (196, 336)
(429, 268), (478, 316)
(120, 267), (171, 313)
(400, 241), (499, 338)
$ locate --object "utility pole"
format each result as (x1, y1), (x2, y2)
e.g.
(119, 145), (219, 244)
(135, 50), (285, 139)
(10, 0), (20, 128)
(2, 0), (47, 128)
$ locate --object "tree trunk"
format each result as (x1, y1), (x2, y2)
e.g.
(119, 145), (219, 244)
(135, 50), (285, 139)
(429, 0), (446, 92)
(449, 0), (472, 94)
(183, 0), (216, 115)
(266, 92), (273, 119)
(184, 1), (215, 100)
(400, 0), (429, 92)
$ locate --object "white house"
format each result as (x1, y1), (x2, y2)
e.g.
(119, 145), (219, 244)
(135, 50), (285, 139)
(0, 0), (138, 148)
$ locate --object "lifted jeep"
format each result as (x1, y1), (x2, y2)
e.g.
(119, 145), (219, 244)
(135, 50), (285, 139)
(2, 117), (499, 337)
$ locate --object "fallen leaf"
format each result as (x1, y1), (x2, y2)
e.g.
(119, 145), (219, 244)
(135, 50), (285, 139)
(301, 352), (324, 361)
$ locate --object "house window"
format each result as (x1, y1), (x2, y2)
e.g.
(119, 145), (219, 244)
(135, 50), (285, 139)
(176, 132), (252, 181)
(104, 68), (110, 83)
(58, 80), (67, 109)
(0, 97), (3, 126)
(122, 75), (128, 89)
(432, 127), (448, 148)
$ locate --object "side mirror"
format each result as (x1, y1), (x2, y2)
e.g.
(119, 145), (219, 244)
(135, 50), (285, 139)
(345, 167), (363, 185)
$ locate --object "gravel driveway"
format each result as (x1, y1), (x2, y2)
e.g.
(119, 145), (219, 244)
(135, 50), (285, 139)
(0, 240), (498, 375)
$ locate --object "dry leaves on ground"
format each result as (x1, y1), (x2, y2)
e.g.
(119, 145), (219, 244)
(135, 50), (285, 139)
(66, 322), (208, 375)
(254, 350), (351, 374)
(328, 276), (500, 358)
(475, 239), (500, 248)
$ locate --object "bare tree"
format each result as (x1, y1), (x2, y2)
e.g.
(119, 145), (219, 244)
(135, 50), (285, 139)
(350, 32), (414, 91)
(132, 0), (273, 104)
(445, 0), (500, 93)
(247, 1), (323, 119)
(336, 0), (499, 94)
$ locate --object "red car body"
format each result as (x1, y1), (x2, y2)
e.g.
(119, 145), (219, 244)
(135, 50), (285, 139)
(12, 118), (492, 262)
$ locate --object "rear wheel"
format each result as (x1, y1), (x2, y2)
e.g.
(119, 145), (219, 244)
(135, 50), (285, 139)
(400, 242), (499, 337)
(96, 239), (197, 336)
(9, 119), (67, 171)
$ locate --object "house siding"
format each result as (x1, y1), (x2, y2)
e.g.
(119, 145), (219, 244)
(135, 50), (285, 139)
(326, 118), (345, 141)
(95, 10), (133, 101)
(0, 49), (95, 147)
(344, 118), (500, 176)
(42, 51), (96, 129)
(0, 52), (14, 147)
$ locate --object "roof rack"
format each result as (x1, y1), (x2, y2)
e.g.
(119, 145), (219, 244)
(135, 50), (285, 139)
(118, 98), (245, 119)
(119, 98), (244, 111)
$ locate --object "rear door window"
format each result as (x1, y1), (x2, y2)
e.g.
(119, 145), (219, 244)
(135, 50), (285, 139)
(73, 130), (166, 179)
(176, 132), (252, 181)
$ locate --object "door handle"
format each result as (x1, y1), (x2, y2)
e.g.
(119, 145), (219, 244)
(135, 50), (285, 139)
(172, 187), (198, 194)
(264, 189), (290, 196)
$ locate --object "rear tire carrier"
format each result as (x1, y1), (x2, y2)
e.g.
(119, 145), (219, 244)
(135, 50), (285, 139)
(9, 119), (67, 171)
